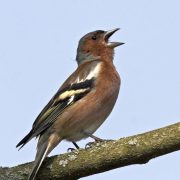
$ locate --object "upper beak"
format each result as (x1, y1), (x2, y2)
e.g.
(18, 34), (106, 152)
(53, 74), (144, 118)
(104, 28), (124, 48)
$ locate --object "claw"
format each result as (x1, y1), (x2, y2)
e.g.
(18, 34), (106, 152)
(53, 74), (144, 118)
(67, 147), (76, 152)
(85, 139), (113, 149)
(85, 141), (100, 149)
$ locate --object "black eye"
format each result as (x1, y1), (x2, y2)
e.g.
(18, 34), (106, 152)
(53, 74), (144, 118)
(91, 35), (97, 40)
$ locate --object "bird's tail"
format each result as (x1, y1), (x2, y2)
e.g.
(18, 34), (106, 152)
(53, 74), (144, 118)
(28, 142), (50, 180)
(16, 129), (34, 150)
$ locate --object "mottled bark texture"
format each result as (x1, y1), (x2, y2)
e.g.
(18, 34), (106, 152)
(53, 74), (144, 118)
(0, 122), (180, 180)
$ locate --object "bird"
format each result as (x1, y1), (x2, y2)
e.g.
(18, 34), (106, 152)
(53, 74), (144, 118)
(16, 28), (124, 180)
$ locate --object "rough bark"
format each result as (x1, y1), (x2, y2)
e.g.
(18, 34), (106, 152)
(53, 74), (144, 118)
(0, 122), (180, 180)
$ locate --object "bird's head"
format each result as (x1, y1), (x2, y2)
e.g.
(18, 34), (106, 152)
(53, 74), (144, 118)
(76, 28), (124, 65)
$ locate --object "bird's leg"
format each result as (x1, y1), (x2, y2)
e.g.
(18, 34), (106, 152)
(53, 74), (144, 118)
(72, 141), (80, 149)
(84, 132), (109, 149)
(67, 141), (80, 152)
(87, 133), (104, 142)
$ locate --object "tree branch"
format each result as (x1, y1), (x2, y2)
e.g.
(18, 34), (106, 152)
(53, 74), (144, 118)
(1, 122), (180, 180)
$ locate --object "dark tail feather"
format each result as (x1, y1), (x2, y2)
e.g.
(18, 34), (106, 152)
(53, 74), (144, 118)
(16, 130), (34, 150)
(28, 143), (50, 180)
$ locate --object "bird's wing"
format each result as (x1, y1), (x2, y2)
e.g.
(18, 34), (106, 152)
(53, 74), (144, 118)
(32, 78), (94, 135)
(16, 60), (101, 149)
(16, 69), (96, 149)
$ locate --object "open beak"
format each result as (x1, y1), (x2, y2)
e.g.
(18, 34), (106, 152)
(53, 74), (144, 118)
(104, 28), (124, 48)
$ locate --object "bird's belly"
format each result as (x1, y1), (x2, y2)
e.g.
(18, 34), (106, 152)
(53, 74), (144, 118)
(63, 93), (118, 141)
(65, 115), (105, 142)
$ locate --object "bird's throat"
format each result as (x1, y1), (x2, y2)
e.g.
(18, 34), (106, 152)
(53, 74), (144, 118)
(76, 52), (100, 66)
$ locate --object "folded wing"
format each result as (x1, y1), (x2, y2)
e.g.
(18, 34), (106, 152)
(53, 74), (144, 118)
(16, 78), (94, 149)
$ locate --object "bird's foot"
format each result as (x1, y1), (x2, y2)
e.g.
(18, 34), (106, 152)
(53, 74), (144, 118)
(83, 132), (113, 149)
(67, 147), (76, 152)
(85, 139), (113, 149)
(67, 141), (80, 152)
(85, 141), (99, 149)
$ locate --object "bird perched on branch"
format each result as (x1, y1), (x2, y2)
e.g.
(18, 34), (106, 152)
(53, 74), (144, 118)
(16, 28), (124, 180)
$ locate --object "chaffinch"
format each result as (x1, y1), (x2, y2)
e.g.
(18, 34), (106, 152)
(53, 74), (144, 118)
(16, 28), (124, 180)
